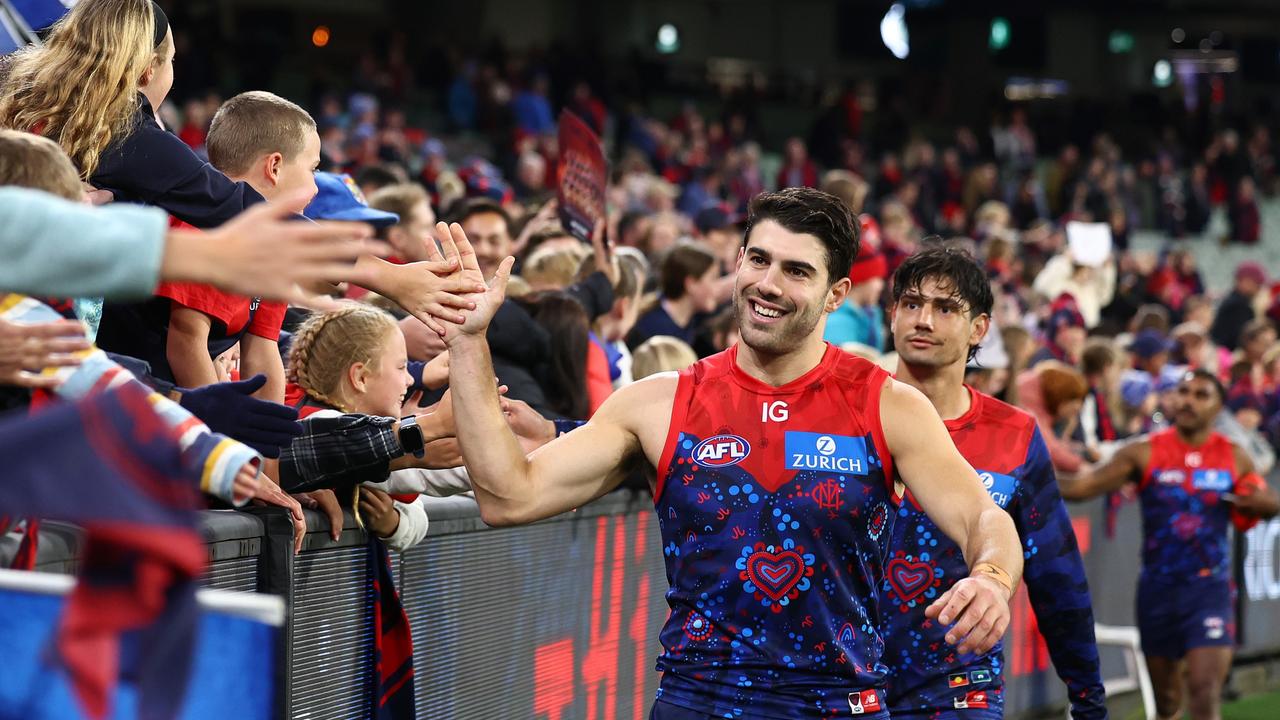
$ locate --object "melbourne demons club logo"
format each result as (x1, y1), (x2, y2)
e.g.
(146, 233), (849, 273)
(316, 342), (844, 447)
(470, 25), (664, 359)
(693, 434), (751, 468)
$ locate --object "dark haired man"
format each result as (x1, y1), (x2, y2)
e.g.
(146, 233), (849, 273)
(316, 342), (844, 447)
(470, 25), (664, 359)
(453, 198), (513, 281)
(1061, 369), (1279, 720)
(439, 187), (1023, 718)
(884, 246), (1106, 720)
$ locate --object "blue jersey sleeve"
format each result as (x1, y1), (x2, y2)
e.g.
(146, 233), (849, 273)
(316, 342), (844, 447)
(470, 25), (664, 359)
(1015, 427), (1108, 720)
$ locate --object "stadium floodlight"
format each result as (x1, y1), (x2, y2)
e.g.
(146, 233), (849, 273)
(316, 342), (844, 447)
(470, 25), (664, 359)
(656, 23), (680, 54)
(880, 3), (909, 60)
(1153, 59), (1173, 87)
(989, 17), (1010, 52)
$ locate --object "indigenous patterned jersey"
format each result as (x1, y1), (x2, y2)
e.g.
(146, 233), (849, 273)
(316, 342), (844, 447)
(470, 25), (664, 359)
(1139, 428), (1238, 581)
(880, 388), (1106, 718)
(654, 344), (898, 719)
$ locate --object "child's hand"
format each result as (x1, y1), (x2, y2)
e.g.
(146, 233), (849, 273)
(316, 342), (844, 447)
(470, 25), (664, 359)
(358, 487), (401, 538)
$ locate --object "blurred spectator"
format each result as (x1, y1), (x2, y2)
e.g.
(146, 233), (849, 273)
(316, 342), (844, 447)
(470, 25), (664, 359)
(1211, 262), (1266, 350)
(1079, 339), (1122, 453)
(514, 150), (551, 203)
(354, 164), (404, 198)
(824, 244), (887, 351)
(520, 292), (591, 420)
(1171, 322), (1230, 379)
(523, 245), (589, 292)
(1127, 329), (1175, 381)
(1230, 176), (1262, 244)
(632, 336), (699, 380)
(368, 183), (438, 263)
(1016, 361), (1090, 473)
(628, 242), (719, 350)
(1032, 251), (1116, 330)
(1145, 247), (1203, 315)
(455, 198), (514, 281)
(776, 137), (818, 189)
(1028, 303), (1087, 367)
(512, 74), (555, 138)
(1184, 162), (1212, 234)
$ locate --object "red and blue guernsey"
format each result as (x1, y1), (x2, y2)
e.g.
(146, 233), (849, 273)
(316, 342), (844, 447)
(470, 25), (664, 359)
(1133, 428), (1240, 659)
(654, 344), (898, 719)
(880, 387), (1106, 719)
(1139, 428), (1237, 581)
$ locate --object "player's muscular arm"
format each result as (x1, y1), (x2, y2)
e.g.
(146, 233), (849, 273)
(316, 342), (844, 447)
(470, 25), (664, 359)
(880, 378), (1022, 655)
(167, 305), (219, 389)
(448, 337), (670, 526)
(1057, 441), (1147, 501)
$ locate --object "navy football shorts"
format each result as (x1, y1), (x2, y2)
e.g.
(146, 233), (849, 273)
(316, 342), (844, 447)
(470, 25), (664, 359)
(1137, 574), (1235, 658)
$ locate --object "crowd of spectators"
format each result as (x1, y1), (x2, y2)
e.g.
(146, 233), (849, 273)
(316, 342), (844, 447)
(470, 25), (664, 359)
(2, 0), (1280, 709)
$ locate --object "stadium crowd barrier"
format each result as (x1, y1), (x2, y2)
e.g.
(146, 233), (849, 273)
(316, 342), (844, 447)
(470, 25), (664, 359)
(6, 481), (1280, 719)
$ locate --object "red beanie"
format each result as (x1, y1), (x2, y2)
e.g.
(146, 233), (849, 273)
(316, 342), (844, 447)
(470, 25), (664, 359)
(848, 245), (888, 285)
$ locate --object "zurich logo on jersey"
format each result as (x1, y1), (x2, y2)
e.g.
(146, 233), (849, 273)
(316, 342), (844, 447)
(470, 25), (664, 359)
(693, 434), (751, 468)
(1192, 469), (1232, 492)
(976, 470), (1016, 508)
(785, 432), (869, 475)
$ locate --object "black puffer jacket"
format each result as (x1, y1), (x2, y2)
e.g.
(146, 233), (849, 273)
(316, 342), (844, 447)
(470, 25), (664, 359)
(487, 300), (558, 419)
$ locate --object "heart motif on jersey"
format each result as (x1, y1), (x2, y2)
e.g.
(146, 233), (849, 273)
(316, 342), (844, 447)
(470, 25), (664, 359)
(746, 550), (805, 601)
(887, 557), (935, 603)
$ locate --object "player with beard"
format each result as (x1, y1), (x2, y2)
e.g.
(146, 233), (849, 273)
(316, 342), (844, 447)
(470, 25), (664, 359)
(435, 187), (1024, 719)
(1060, 369), (1279, 720)
(881, 246), (1107, 720)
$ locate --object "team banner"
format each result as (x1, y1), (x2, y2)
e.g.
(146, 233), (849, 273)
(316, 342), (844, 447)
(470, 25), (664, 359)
(556, 109), (608, 244)
(0, 569), (282, 720)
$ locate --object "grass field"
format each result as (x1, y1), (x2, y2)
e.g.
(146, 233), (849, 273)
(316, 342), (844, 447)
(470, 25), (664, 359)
(1108, 689), (1280, 720)
(1223, 689), (1280, 720)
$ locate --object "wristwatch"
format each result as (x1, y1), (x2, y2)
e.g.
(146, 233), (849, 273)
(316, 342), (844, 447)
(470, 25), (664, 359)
(398, 415), (426, 458)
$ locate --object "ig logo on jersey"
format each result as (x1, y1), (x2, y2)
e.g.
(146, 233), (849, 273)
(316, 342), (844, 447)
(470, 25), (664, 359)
(693, 434), (751, 468)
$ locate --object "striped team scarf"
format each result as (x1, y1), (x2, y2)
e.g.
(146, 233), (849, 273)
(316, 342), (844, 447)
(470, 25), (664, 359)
(293, 402), (416, 718)
(0, 294), (264, 719)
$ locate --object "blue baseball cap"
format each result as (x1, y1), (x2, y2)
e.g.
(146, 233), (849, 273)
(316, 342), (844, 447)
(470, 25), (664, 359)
(1128, 329), (1176, 360)
(303, 172), (400, 228)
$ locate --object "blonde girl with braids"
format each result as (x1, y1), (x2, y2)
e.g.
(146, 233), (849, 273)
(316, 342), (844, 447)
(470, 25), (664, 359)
(0, 0), (264, 228)
(287, 304), (468, 551)
(286, 303), (567, 548)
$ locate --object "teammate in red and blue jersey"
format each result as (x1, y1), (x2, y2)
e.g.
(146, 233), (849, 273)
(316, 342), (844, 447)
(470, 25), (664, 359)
(1060, 369), (1279, 720)
(441, 188), (1025, 719)
(882, 247), (1107, 719)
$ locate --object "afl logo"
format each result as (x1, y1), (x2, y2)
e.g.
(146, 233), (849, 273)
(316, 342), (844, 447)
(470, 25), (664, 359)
(693, 434), (751, 468)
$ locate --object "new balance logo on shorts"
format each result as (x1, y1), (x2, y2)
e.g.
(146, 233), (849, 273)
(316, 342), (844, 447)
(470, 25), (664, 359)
(953, 690), (990, 709)
(847, 689), (881, 715)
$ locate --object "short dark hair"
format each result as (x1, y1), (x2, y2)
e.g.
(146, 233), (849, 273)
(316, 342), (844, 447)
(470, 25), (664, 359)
(355, 164), (402, 193)
(891, 245), (995, 318)
(1183, 368), (1227, 404)
(1081, 338), (1116, 377)
(742, 187), (859, 284)
(661, 242), (717, 300)
(451, 197), (511, 234)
